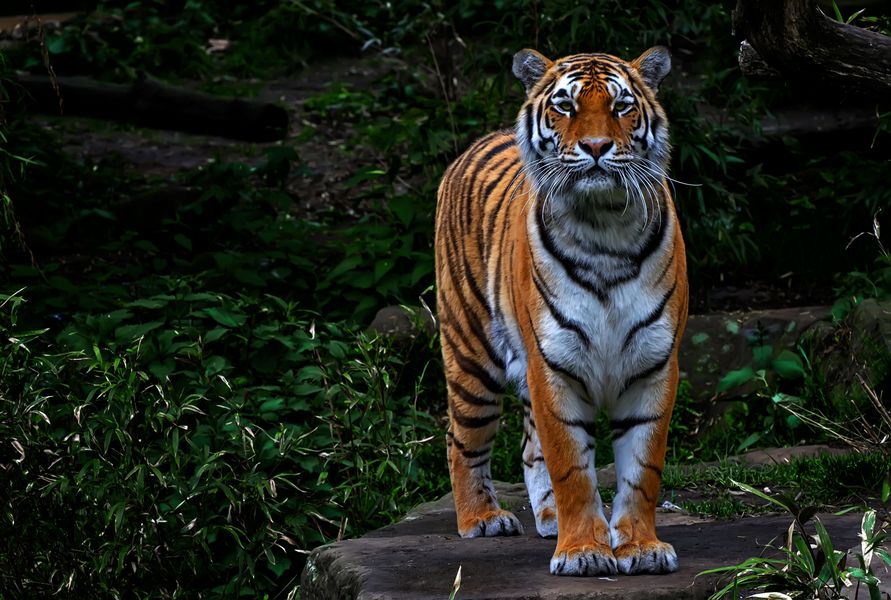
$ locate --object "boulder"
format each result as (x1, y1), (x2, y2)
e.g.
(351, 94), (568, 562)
(367, 305), (436, 342)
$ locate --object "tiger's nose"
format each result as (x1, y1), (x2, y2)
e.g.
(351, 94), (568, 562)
(578, 137), (614, 158)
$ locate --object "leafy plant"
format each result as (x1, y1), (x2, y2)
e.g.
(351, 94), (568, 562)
(702, 481), (891, 600)
(0, 284), (442, 597)
(713, 342), (808, 452)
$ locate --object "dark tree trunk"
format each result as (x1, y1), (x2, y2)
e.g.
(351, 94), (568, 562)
(15, 72), (289, 142)
(733, 0), (891, 96)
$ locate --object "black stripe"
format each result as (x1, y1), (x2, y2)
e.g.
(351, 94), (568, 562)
(523, 455), (545, 468)
(637, 101), (651, 151)
(469, 457), (491, 469)
(453, 410), (500, 429)
(557, 464), (587, 482)
(438, 299), (481, 355)
(533, 103), (549, 153)
(448, 378), (499, 407)
(535, 205), (608, 302)
(653, 253), (675, 286)
(622, 281), (677, 351)
(461, 136), (513, 230)
(634, 203), (669, 267)
(442, 219), (490, 315)
(610, 414), (662, 439)
(624, 477), (655, 503)
(442, 332), (504, 395)
(481, 158), (518, 208)
(640, 461), (663, 478)
(522, 104), (536, 157)
(462, 447), (490, 459)
(489, 168), (517, 333)
(563, 418), (598, 438)
(532, 271), (591, 346)
(540, 489), (553, 503)
(471, 143), (515, 261)
(528, 308), (592, 400)
(479, 139), (516, 165)
(621, 346), (674, 393)
(438, 239), (505, 370)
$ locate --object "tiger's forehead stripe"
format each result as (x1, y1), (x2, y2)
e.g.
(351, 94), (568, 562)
(552, 70), (631, 102)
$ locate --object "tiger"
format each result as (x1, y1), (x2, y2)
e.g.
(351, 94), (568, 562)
(434, 46), (688, 576)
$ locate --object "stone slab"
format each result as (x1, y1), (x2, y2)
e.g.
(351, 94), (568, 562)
(301, 485), (863, 600)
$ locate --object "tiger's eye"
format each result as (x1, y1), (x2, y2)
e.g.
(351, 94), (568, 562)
(555, 100), (574, 113)
(614, 101), (630, 113)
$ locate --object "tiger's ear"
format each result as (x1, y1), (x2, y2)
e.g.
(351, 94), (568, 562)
(512, 49), (552, 95)
(632, 46), (671, 92)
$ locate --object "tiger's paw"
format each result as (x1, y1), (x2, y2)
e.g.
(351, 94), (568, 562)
(535, 506), (558, 538)
(614, 540), (677, 574)
(550, 543), (617, 576)
(458, 509), (524, 538)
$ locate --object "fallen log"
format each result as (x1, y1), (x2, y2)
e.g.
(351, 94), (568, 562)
(733, 0), (891, 96)
(14, 71), (289, 142)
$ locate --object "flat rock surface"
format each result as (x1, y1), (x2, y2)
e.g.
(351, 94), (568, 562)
(301, 482), (862, 599)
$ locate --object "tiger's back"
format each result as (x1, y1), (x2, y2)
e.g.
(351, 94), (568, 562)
(435, 46), (687, 576)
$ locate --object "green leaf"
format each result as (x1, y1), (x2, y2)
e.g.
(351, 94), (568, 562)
(173, 234), (192, 251)
(388, 195), (417, 226)
(862, 509), (876, 540)
(149, 358), (175, 380)
(772, 349), (805, 379)
(736, 432), (761, 453)
(267, 553), (291, 578)
(115, 321), (164, 343)
(752, 345), (773, 369)
(204, 327), (229, 343)
(204, 355), (227, 376)
(46, 35), (69, 54)
(324, 256), (364, 283)
(204, 307), (247, 328)
(690, 332), (709, 346)
(259, 398), (285, 415)
(832, 1), (844, 22)
(717, 366), (755, 392)
(731, 479), (797, 514)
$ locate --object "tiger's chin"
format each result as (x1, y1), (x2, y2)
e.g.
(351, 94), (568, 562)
(573, 171), (625, 207)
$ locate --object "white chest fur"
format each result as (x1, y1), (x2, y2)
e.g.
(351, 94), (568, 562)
(493, 196), (676, 407)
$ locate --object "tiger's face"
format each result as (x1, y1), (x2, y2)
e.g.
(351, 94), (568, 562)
(513, 48), (671, 205)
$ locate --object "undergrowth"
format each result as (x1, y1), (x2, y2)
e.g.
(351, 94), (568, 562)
(0, 283), (439, 596)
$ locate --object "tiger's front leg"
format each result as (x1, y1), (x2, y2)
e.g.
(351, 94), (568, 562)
(444, 362), (524, 538)
(608, 360), (679, 574)
(527, 356), (617, 576)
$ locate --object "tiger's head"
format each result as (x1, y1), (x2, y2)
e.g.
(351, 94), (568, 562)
(513, 47), (671, 207)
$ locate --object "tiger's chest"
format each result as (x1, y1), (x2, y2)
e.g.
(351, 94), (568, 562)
(491, 203), (676, 406)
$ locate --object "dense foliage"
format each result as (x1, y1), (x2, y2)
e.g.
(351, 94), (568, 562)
(2, 0), (890, 597)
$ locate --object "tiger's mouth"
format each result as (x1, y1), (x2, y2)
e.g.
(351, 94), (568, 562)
(573, 164), (618, 195)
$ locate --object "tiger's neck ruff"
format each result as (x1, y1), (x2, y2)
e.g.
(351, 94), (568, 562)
(435, 47), (688, 578)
